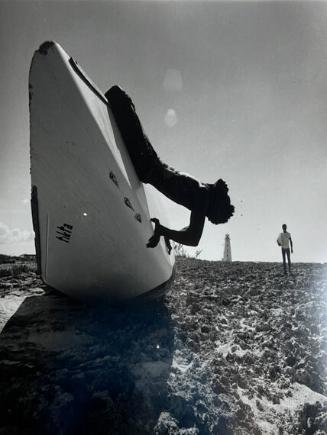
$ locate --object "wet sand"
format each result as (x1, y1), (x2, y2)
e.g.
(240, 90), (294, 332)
(0, 257), (326, 434)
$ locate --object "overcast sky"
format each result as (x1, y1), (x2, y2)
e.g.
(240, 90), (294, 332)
(0, 0), (327, 262)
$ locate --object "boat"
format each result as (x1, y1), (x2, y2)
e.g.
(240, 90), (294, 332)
(29, 41), (175, 302)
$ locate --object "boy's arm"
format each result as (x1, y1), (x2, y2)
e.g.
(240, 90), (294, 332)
(147, 186), (208, 248)
(290, 236), (293, 252)
(149, 210), (206, 247)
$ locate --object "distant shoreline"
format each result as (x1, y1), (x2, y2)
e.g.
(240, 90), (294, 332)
(0, 253), (325, 266)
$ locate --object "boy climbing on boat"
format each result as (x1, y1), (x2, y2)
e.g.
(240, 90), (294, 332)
(106, 86), (234, 249)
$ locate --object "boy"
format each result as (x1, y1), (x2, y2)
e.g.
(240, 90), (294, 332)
(277, 224), (293, 274)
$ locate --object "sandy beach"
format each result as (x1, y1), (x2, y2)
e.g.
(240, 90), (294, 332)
(0, 256), (326, 434)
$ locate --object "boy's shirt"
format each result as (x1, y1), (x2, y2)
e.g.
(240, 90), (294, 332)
(277, 231), (292, 249)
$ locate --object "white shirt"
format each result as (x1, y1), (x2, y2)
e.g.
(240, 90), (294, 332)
(277, 231), (292, 249)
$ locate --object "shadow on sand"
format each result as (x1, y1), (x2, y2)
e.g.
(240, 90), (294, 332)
(0, 288), (175, 435)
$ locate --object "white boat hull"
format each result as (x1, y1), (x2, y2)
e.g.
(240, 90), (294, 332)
(29, 41), (175, 302)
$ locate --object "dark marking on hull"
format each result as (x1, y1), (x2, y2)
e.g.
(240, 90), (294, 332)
(28, 84), (33, 109)
(38, 41), (54, 56)
(56, 223), (73, 243)
(124, 197), (134, 211)
(109, 171), (119, 187)
(134, 213), (142, 223)
(31, 186), (42, 275)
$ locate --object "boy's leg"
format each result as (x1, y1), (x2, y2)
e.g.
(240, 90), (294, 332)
(106, 86), (160, 183)
(286, 248), (291, 272)
(282, 249), (287, 274)
(106, 86), (199, 210)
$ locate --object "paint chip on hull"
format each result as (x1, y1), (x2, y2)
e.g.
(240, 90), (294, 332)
(109, 171), (119, 187)
(38, 41), (54, 56)
(124, 197), (134, 211)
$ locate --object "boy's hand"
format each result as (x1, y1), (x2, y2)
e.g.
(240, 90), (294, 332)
(146, 218), (161, 248)
(164, 236), (172, 254)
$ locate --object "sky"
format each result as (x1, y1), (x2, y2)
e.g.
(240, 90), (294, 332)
(0, 0), (327, 262)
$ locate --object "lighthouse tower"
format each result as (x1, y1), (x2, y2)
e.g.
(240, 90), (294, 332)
(223, 234), (232, 262)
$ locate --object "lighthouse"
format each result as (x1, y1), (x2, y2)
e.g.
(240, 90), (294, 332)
(223, 234), (232, 262)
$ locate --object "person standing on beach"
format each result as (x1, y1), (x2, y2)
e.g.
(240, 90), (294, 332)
(106, 85), (234, 250)
(277, 224), (293, 274)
